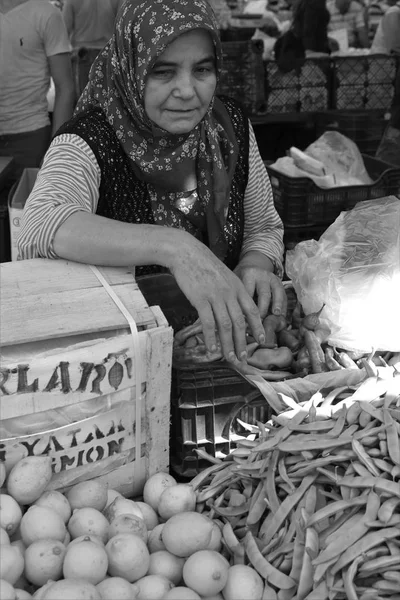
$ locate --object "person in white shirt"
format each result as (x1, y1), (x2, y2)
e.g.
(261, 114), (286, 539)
(0, 0), (75, 182)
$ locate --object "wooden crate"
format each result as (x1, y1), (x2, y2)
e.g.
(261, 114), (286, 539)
(0, 259), (173, 498)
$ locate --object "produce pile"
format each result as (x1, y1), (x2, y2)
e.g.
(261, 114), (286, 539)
(1, 367), (399, 600)
(173, 293), (400, 382)
(0, 459), (267, 600)
(191, 373), (400, 600)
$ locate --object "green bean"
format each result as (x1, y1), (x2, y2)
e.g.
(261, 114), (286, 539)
(259, 475), (317, 545)
(338, 475), (400, 498)
(352, 439), (381, 477)
(383, 408), (400, 466)
(331, 527), (400, 575)
(306, 496), (367, 529)
(343, 555), (364, 600)
(278, 437), (352, 453)
(244, 531), (296, 590)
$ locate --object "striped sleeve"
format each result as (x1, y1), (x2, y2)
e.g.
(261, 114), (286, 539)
(17, 134), (101, 260)
(240, 122), (284, 277)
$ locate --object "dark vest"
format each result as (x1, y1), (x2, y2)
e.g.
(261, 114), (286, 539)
(56, 96), (249, 276)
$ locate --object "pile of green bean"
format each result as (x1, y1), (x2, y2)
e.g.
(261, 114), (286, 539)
(190, 372), (400, 600)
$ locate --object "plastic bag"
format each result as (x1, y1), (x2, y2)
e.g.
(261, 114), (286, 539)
(286, 196), (400, 353)
(270, 131), (373, 187)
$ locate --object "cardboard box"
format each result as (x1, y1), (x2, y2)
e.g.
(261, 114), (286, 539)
(8, 168), (39, 261)
(0, 259), (173, 497)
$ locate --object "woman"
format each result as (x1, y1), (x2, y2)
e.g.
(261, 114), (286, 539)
(18, 0), (285, 364)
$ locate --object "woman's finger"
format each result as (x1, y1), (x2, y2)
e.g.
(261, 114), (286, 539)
(239, 289), (265, 347)
(255, 279), (272, 320)
(212, 300), (240, 362)
(270, 276), (287, 316)
(239, 269), (257, 302)
(197, 302), (218, 354)
(227, 302), (249, 362)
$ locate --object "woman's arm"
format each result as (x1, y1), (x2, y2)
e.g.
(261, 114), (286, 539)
(234, 124), (286, 317)
(18, 136), (265, 362)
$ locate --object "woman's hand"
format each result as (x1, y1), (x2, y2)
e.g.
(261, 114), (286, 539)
(234, 253), (287, 320)
(169, 234), (266, 363)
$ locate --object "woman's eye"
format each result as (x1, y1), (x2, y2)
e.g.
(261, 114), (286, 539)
(151, 69), (174, 78)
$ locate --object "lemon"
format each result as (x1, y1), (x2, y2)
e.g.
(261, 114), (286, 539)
(221, 565), (264, 600)
(0, 579), (16, 600)
(10, 540), (27, 558)
(163, 586), (201, 600)
(33, 491), (71, 524)
(142, 472), (177, 512)
(136, 575), (174, 599)
(0, 526), (10, 545)
(66, 480), (108, 513)
(183, 550), (229, 597)
(0, 544), (25, 585)
(103, 496), (143, 523)
(41, 578), (102, 599)
(24, 539), (66, 587)
(69, 534), (104, 547)
(158, 484), (197, 521)
(134, 501), (159, 530)
(0, 494), (23, 536)
(147, 550), (185, 585)
(14, 589), (33, 600)
(104, 489), (122, 510)
(106, 532), (150, 583)
(7, 457), (52, 506)
(20, 506), (66, 546)
(63, 539), (108, 585)
(162, 512), (213, 558)
(68, 507), (109, 544)
(107, 513), (147, 543)
(147, 524), (166, 553)
(96, 576), (136, 599)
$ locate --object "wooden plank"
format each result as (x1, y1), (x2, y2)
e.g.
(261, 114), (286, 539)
(0, 333), (148, 419)
(0, 259), (136, 299)
(1, 285), (157, 346)
(143, 324), (173, 483)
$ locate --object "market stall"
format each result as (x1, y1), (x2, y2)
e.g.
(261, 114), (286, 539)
(1, 192), (399, 598)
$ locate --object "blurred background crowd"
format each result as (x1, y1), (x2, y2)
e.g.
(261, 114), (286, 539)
(0, 0), (399, 189)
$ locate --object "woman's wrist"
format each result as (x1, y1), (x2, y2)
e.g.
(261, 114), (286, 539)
(238, 251), (275, 273)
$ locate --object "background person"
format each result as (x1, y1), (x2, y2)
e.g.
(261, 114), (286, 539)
(18, 0), (286, 364)
(371, 0), (400, 54)
(62, 0), (123, 50)
(0, 0), (75, 183)
(327, 0), (370, 47)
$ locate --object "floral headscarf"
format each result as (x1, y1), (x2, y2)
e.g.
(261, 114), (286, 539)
(75, 0), (239, 261)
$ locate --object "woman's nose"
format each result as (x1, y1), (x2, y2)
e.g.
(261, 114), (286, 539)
(173, 73), (196, 98)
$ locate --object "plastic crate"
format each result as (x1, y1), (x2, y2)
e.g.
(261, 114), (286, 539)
(265, 154), (400, 227)
(332, 54), (399, 111)
(264, 58), (331, 113)
(315, 110), (389, 157)
(218, 39), (267, 115)
(136, 273), (272, 478)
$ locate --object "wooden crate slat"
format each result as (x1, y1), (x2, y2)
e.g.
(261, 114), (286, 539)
(1, 284), (157, 346)
(1, 259), (136, 299)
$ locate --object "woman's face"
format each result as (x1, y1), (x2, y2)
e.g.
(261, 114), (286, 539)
(144, 29), (217, 135)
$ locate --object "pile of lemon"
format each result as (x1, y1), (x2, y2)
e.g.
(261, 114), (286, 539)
(0, 459), (262, 600)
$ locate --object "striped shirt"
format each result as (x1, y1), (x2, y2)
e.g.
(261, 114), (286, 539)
(18, 123), (284, 275)
(327, 0), (366, 47)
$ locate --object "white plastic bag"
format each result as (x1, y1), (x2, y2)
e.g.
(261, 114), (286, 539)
(286, 196), (400, 353)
